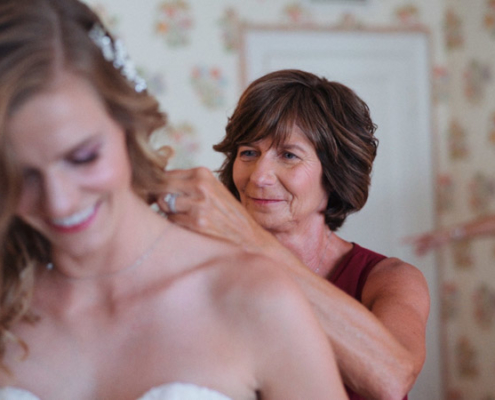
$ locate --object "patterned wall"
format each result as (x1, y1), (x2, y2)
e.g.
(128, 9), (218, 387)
(83, 0), (495, 398)
(440, 1), (495, 399)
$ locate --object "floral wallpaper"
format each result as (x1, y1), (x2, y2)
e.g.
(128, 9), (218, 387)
(441, 1), (495, 398)
(83, 0), (495, 398)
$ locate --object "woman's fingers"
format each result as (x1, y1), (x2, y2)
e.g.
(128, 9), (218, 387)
(157, 167), (215, 214)
(157, 167), (268, 250)
(403, 231), (449, 256)
(157, 167), (238, 231)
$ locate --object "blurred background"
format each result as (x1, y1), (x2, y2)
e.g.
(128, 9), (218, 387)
(83, 1), (495, 399)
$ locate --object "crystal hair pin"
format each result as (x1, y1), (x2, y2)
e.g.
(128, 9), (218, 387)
(89, 24), (147, 93)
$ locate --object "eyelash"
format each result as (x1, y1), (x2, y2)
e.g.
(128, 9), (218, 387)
(238, 149), (299, 161)
(239, 149), (256, 157)
(70, 151), (99, 165)
(282, 152), (297, 160)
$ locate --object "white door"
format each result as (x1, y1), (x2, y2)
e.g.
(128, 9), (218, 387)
(243, 28), (441, 400)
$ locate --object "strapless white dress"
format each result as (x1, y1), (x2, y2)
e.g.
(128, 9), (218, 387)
(0, 382), (233, 400)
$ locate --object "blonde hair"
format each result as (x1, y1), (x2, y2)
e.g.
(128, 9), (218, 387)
(0, 0), (169, 367)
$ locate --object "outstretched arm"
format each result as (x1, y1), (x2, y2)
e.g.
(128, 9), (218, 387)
(157, 167), (430, 399)
(405, 214), (495, 256)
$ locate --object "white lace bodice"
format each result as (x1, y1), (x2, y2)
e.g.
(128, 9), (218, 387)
(0, 383), (233, 400)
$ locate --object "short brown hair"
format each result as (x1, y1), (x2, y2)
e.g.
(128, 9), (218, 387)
(214, 69), (378, 231)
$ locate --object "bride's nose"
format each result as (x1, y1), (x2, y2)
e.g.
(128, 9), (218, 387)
(42, 170), (79, 219)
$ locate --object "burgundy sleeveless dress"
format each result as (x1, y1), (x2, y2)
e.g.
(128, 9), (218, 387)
(328, 243), (408, 400)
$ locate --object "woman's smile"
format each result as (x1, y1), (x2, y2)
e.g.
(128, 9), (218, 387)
(48, 202), (100, 233)
(8, 73), (134, 255)
(248, 196), (285, 206)
(233, 126), (328, 233)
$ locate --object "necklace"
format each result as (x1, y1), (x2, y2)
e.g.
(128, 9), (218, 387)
(46, 228), (167, 281)
(314, 229), (332, 275)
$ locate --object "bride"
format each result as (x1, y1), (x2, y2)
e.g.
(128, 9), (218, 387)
(0, 0), (347, 399)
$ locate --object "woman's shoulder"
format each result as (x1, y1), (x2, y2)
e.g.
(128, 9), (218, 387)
(371, 256), (426, 281)
(160, 221), (282, 277)
(363, 255), (430, 307)
(156, 222), (311, 323)
(206, 251), (314, 330)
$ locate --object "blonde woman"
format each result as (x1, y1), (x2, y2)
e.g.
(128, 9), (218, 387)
(0, 1), (347, 399)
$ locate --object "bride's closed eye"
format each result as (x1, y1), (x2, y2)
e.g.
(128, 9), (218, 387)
(68, 142), (102, 165)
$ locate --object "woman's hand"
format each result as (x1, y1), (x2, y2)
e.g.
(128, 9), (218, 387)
(157, 167), (275, 253)
(403, 230), (452, 256)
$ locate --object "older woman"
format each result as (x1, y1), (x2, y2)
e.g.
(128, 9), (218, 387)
(0, 2), (347, 399)
(159, 69), (430, 400)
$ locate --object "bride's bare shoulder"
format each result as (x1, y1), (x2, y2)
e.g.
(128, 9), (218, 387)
(158, 223), (304, 310)
(206, 250), (308, 321)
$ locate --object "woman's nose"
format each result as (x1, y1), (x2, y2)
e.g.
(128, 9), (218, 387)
(42, 170), (78, 218)
(249, 156), (277, 186)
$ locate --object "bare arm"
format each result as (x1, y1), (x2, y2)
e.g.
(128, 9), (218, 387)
(405, 214), (495, 256)
(272, 250), (429, 400)
(157, 167), (430, 399)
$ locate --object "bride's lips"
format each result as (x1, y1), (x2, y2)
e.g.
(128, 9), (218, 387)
(48, 203), (100, 233)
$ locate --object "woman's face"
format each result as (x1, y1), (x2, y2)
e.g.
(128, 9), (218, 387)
(232, 125), (328, 234)
(7, 73), (133, 256)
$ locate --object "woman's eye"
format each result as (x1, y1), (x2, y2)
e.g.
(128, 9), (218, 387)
(282, 152), (298, 160)
(70, 150), (99, 165)
(22, 169), (40, 185)
(239, 149), (256, 158)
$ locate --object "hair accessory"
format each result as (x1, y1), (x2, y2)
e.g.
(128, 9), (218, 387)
(88, 24), (147, 93)
(164, 193), (178, 214)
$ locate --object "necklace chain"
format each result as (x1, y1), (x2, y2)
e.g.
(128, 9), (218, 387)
(315, 229), (332, 275)
(46, 228), (167, 281)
